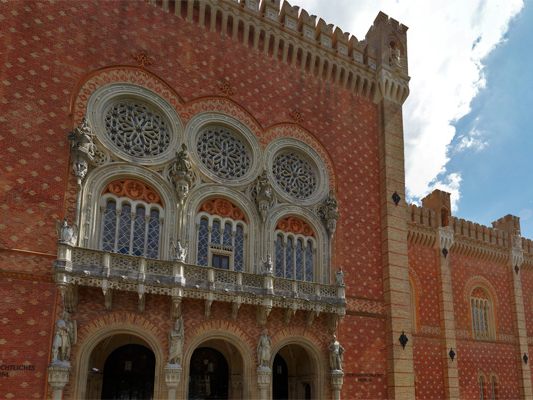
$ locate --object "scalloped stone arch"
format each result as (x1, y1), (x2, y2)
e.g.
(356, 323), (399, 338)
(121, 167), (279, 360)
(71, 66), (183, 125)
(270, 333), (327, 400)
(80, 163), (178, 259)
(184, 184), (260, 272)
(182, 321), (254, 400)
(72, 313), (166, 399)
(263, 123), (337, 190)
(267, 204), (329, 283)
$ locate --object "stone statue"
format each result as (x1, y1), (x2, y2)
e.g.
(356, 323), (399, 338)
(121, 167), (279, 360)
(56, 218), (78, 245)
(329, 335), (344, 371)
(262, 254), (273, 275)
(389, 43), (402, 68)
(319, 190), (339, 236)
(170, 144), (194, 203)
(168, 316), (184, 365)
(257, 329), (271, 368)
(171, 240), (188, 263)
(335, 269), (345, 286)
(68, 117), (96, 184)
(254, 170), (274, 222)
(51, 312), (76, 364)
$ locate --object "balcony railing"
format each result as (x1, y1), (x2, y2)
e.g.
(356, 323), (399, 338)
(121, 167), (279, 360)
(54, 245), (346, 317)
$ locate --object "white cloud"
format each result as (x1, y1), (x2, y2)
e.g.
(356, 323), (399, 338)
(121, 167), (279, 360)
(297, 0), (523, 209)
(455, 128), (488, 152)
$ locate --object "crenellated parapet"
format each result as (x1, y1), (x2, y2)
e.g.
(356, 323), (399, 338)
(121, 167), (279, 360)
(148, 0), (410, 104)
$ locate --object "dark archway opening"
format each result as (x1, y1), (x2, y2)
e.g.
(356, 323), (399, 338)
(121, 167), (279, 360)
(189, 347), (229, 400)
(100, 343), (155, 400)
(273, 353), (289, 400)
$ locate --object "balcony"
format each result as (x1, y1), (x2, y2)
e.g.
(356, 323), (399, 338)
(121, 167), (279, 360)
(54, 244), (346, 325)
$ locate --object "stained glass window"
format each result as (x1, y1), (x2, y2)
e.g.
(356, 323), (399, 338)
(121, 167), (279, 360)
(275, 235), (284, 278)
(295, 239), (304, 280)
(117, 204), (132, 254)
(305, 240), (313, 281)
(234, 225), (244, 272)
(285, 237), (294, 279)
(211, 220), (221, 245)
(197, 218), (209, 266)
(146, 209), (160, 259)
(223, 222), (233, 247)
(132, 206), (146, 256)
(101, 201), (117, 252)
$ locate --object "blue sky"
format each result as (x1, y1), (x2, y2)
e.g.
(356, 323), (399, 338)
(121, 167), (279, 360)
(447, 3), (533, 237)
(300, 0), (530, 236)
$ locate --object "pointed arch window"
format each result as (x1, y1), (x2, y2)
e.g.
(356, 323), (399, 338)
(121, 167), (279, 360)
(195, 198), (247, 271)
(274, 216), (316, 282)
(99, 179), (163, 259)
(471, 287), (495, 340)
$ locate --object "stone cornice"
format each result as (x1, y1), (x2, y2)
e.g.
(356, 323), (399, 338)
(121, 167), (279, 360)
(148, 0), (410, 103)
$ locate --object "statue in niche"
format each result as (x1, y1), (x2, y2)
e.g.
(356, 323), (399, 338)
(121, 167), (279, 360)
(254, 170), (274, 222)
(319, 190), (339, 236)
(329, 335), (344, 371)
(51, 311), (76, 364)
(335, 269), (345, 286)
(170, 144), (194, 203)
(56, 218), (78, 245)
(389, 42), (402, 68)
(170, 239), (188, 263)
(257, 329), (272, 368)
(68, 117), (96, 184)
(168, 316), (184, 365)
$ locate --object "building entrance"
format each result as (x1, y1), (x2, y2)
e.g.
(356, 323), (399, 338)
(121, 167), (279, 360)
(100, 344), (155, 399)
(188, 347), (229, 399)
(273, 344), (315, 400)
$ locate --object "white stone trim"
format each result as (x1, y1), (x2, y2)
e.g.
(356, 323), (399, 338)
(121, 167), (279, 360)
(184, 112), (262, 187)
(87, 83), (183, 167)
(265, 138), (329, 206)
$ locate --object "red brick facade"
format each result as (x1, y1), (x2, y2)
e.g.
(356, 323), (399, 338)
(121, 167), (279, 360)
(0, 1), (531, 399)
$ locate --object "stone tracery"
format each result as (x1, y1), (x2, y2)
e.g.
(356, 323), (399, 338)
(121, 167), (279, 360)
(272, 151), (317, 200)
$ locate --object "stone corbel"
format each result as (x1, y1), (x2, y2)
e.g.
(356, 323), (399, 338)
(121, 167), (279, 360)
(231, 296), (242, 320)
(164, 363), (182, 400)
(104, 289), (113, 311)
(171, 296), (182, 318)
(205, 294), (214, 318)
(138, 292), (145, 313)
(256, 301), (272, 326)
(284, 305), (297, 325)
(48, 364), (71, 400)
(374, 68), (410, 105)
(63, 284), (78, 313)
(328, 314), (341, 333)
(306, 308), (320, 327)
(436, 226), (455, 258)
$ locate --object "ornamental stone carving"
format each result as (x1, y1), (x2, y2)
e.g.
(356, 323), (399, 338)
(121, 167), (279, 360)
(51, 312), (76, 365)
(169, 144), (195, 204)
(56, 218), (78, 246)
(329, 334), (344, 371)
(68, 117), (96, 184)
(196, 125), (251, 180)
(168, 316), (184, 365)
(257, 329), (272, 368)
(170, 240), (188, 263)
(104, 100), (171, 158)
(272, 151), (317, 200)
(318, 190), (339, 236)
(254, 170), (274, 222)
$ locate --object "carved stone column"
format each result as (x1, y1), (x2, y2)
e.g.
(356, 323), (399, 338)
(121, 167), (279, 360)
(164, 364), (182, 400)
(257, 366), (271, 400)
(436, 226), (460, 399)
(47, 364), (70, 400)
(331, 370), (344, 400)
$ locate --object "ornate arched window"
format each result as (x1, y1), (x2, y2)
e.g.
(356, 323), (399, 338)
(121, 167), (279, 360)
(99, 179), (163, 259)
(274, 216), (316, 281)
(479, 374), (486, 400)
(489, 374), (498, 400)
(195, 198), (247, 271)
(470, 287), (495, 340)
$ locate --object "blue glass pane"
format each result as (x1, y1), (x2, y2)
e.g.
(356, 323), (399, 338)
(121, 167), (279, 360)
(275, 235), (284, 278)
(117, 204), (132, 254)
(132, 206), (146, 256)
(234, 225), (244, 272)
(197, 218), (209, 266)
(223, 222), (232, 247)
(295, 239), (304, 280)
(146, 209), (160, 259)
(211, 220), (221, 245)
(101, 201), (116, 252)
(305, 241), (313, 281)
(285, 237), (294, 279)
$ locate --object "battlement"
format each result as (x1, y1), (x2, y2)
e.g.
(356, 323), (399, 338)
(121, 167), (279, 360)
(148, 0), (409, 103)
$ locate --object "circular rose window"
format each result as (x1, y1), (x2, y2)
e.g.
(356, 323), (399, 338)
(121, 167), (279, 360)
(196, 125), (251, 180)
(104, 100), (171, 158)
(272, 151), (318, 200)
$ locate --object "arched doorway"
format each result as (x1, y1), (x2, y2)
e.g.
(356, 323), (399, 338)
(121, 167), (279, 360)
(101, 344), (155, 399)
(85, 334), (157, 399)
(187, 339), (245, 400)
(272, 344), (316, 400)
(189, 347), (228, 399)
